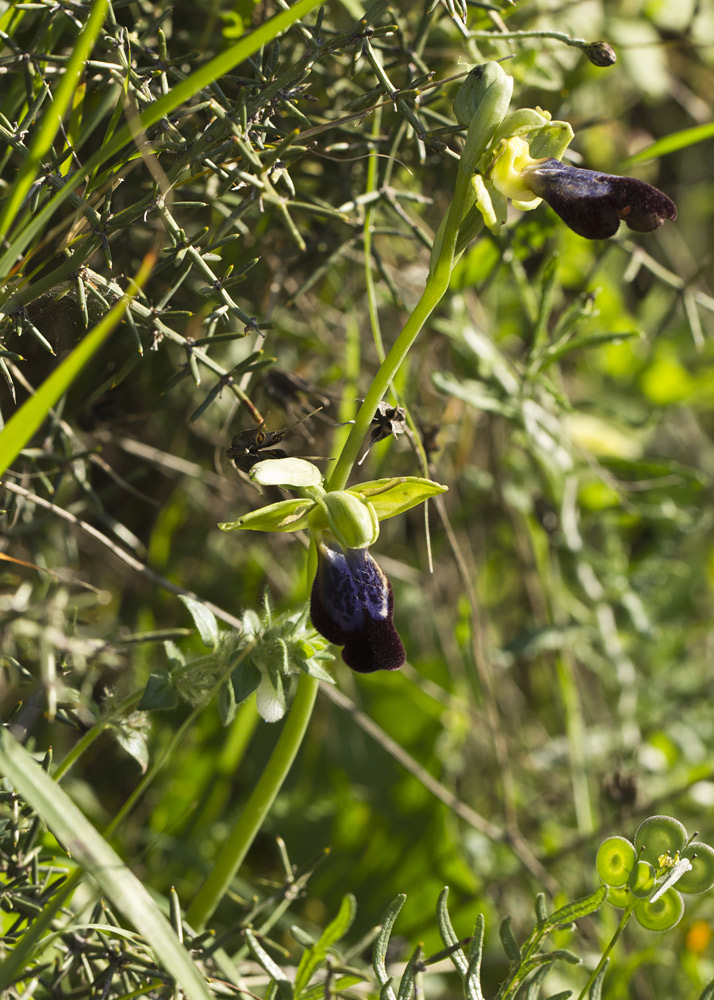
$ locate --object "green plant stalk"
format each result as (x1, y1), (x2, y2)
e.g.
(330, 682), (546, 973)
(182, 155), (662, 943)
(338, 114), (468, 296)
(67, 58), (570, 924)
(186, 672), (319, 929)
(328, 75), (509, 490)
(555, 654), (594, 834)
(187, 66), (513, 928)
(576, 902), (635, 1000)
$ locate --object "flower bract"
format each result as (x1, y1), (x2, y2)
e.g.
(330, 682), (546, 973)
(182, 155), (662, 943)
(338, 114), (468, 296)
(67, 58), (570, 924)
(310, 538), (405, 673)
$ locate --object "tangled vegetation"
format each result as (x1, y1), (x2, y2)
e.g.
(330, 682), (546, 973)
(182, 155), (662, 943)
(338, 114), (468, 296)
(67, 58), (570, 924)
(2, 0), (714, 997)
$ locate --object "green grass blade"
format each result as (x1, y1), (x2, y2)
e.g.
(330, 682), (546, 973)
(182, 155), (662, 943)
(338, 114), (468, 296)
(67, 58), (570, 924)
(0, 254), (152, 477)
(0, 0), (109, 241)
(620, 122), (714, 167)
(0, 728), (213, 999)
(0, 0), (324, 278)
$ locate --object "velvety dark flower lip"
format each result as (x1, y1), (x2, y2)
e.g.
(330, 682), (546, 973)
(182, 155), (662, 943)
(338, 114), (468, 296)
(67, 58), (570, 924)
(523, 158), (677, 240)
(310, 539), (405, 673)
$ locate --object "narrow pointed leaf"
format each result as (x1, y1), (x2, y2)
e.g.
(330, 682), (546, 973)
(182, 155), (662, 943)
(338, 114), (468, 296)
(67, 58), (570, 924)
(348, 477), (447, 520)
(179, 596), (220, 648)
(0, 729), (212, 1000)
(544, 885), (607, 929)
(219, 498), (315, 532)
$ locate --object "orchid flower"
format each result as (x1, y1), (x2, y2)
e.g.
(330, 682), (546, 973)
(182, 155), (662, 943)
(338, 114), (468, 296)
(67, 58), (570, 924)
(220, 459), (446, 675)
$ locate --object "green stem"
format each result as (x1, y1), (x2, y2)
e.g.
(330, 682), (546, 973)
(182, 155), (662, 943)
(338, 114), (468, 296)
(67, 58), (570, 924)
(577, 903), (635, 1000)
(186, 63), (514, 929)
(328, 65), (511, 491)
(186, 672), (319, 929)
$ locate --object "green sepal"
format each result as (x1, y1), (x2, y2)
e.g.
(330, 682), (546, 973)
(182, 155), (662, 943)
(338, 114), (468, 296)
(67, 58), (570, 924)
(249, 457), (323, 487)
(528, 120), (574, 160)
(219, 497), (315, 532)
(471, 173), (508, 234)
(492, 107), (552, 144)
(348, 477), (448, 520)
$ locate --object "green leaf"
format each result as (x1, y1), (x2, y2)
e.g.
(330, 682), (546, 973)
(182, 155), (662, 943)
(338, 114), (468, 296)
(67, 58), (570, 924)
(179, 596), (220, 648)
(436, 886), (471, 981)
(0, 0), (326, 276)
(0, 729), (213, 1000)
(348, 477), (448, 520)
(231, 661), (262, 704)
(698, 979), (714, 1000)
(250, 457), (323, 488)
(465, 913), (485, 1000)
(218, 679), (237, 726)
(300, 977), (366, 1000)
(588, 958), (610, 1000)
(295, 895), (357, 995)
(373, 894), (406, 1000)
(525, 965), (550, 1000)
(319, 893), (357, 947)
(396, 945), (422, 1000)
(544, 885), (607, 929)
(499, 915), (521, 962)
(111, 724), (149, 773)
(0, 0), (109, 241)
(219, 498), (315, 532)
(138, 669), (179, 711)
(245, 928), (294, 999)
(621, 122), (714, 166)
(431, 372), (517, 417)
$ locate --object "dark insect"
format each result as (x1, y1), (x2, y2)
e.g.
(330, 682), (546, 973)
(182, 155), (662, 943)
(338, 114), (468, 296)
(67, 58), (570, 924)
(227, 408), (324, 474)
(358, 401), (407, 465)
(603, 769), (638, 811)
(227, 422), (289, 473)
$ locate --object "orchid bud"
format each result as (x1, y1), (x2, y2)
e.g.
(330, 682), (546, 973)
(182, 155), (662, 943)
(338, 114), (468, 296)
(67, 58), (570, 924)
(454, 61), (512, 127)
(310, 490), (379, 550)
(583, 41), (617, 67)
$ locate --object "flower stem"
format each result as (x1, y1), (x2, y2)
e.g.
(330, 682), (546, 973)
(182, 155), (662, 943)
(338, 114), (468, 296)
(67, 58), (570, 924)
(186, 65), (513, 928)
(577, 902), (635, 1000)
(186, 672), (319, 929)
(328, 64), (511, 490)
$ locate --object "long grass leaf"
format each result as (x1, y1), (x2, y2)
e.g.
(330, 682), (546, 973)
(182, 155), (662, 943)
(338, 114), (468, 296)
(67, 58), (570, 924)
(0, 728), (212, 1000)
(0, 0), (109, 241)
(621, 122), (714, 167)
(0, 254), (152, 477)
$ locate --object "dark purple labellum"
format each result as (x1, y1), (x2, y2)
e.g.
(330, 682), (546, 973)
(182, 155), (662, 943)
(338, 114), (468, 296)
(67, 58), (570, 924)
(523, 159), (677, 240)
(310, 540), (406, 673)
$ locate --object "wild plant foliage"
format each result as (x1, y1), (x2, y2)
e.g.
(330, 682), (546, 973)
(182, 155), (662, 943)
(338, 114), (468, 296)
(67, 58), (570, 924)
(1, 1), (713, 998)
